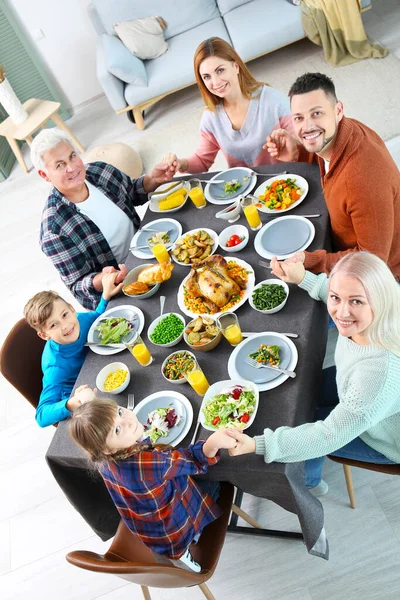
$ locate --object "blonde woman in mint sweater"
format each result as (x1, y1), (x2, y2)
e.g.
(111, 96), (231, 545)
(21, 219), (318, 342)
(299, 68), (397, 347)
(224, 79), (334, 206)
(228, 252), (400, 495)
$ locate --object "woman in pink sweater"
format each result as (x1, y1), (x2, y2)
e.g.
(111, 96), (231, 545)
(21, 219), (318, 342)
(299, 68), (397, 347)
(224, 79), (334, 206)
(163, 37), (293, 174)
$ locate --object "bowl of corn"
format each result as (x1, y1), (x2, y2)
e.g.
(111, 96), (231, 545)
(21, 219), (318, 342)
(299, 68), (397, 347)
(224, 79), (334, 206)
(149, 182), (188, 213)
(96, 362), (131, 395)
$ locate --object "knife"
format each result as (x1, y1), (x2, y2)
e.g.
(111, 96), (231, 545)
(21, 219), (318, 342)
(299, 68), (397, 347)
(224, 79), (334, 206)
(190, 419), (202, 445)
(85, 342), (127, 349)
(242, 332), (298, 339)
(149, 181), (184, 201)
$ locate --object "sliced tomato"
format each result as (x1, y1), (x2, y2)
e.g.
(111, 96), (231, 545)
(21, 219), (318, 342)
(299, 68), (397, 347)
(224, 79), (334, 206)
(240, 413), (250, 423)
(212, 416), (221, 426)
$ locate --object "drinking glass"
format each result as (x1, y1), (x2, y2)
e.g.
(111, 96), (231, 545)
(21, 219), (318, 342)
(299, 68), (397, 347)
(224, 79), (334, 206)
(184, 357), (210, 396)
(241, 196), (261, 230)
(151, 242), (170, 263)
(186, 178), (206, 209)
(216, 312), (243, 346)
(126, 332), (153, 366)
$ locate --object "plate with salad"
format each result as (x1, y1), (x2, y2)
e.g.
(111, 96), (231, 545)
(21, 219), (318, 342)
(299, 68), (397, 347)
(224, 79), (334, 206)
(87, 305), (145, 356)
(253, 174), (308, 214)
(205, 167), (257, 205)
(130, 218), (182, 259)
(133, 390), (193, 446)
(228, 332), (298, 392)
(200, 380), (259, 432)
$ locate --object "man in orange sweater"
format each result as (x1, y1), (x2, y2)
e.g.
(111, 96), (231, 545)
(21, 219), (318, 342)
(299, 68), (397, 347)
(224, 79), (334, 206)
(266, 72), (400, 280)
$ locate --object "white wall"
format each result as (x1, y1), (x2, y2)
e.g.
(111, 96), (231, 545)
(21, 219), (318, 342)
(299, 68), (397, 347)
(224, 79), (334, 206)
(8, 0), (103, 110)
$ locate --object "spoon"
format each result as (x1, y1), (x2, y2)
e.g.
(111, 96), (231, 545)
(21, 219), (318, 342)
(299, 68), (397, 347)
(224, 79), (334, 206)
(160, 295), (166, 317)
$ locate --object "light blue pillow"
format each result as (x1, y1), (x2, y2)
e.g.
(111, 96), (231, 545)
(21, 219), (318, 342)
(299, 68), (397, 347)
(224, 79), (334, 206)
(102, 34), (148, 86)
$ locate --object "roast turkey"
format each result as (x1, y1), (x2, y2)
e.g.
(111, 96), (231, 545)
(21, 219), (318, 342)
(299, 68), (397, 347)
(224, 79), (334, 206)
(185, 255), (246, 311)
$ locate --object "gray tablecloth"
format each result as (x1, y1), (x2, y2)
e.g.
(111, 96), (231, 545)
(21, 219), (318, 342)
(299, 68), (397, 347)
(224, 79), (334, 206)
(46, 163), (331, 559)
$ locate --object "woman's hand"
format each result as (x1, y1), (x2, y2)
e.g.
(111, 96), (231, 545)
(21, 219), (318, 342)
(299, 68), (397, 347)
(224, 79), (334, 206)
(225, 430), (256, 456)
(202, 429), (241, 458)
(271, 254), (306, 285)
(143, 162), (176, 192)
(101, 271), (124, 300)
(162, 153), (188, 174)
(264, 128), (299, 162)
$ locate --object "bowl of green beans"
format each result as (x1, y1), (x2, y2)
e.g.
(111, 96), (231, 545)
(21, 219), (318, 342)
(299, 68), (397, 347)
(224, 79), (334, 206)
(161, 350), (196, 384)
(249, 279), (289, 314)
(147, 312), (186, 347)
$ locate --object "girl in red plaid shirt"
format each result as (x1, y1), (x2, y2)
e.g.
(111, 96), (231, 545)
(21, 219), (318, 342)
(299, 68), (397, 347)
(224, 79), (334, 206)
(70, 398), (237, 572)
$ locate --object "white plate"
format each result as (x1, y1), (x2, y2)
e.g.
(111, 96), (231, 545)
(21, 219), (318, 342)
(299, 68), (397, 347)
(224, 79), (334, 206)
(228, 332), (298, 392)
(130, 218), (182, 260)
(149, 182), (188, 213)
(134, 390), (193, 447)
(253, 174), (309, 214)
(177, 256), (255, 319)
(205, 167), (257, 205)
(199, 379), (259, 432)
(87, 305), (145, 355)
(254, 215), (315, 260)
(171, 228), (219, 266)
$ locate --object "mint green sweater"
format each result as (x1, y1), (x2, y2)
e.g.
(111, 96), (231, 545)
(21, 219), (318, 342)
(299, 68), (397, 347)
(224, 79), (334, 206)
(255, 272), (400, 463)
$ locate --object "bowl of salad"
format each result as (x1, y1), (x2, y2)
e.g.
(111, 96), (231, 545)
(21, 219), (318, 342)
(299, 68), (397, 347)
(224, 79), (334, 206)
(199, 379), (259, 431)
(249, 279), (289, 314)
(161, 350), (196, 384)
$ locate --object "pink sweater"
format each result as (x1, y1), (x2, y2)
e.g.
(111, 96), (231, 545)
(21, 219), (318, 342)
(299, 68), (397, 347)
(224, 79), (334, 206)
(184, 85), (293, 173)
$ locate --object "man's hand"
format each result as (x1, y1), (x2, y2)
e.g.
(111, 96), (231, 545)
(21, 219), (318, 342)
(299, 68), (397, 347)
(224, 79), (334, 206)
(162, 152), (188, 175)
(102, 271), (124, 300)
(202, 429), (240, 458)
(143, 162), (177, 193)
(263, 129), (299, 162)
(270, 253), (306, 285)
(225, 430), (256, 456)
(93, 265), (128, 293)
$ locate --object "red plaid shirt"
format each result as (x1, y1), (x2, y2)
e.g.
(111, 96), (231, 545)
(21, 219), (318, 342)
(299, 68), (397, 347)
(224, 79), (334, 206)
(99, 441), (221, 559)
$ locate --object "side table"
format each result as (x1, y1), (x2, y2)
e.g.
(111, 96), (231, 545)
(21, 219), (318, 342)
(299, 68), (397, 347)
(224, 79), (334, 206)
(0, 98), (85, 174)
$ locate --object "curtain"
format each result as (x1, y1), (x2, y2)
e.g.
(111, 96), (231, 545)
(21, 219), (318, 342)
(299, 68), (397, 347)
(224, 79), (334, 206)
(300, 0), (388, 67)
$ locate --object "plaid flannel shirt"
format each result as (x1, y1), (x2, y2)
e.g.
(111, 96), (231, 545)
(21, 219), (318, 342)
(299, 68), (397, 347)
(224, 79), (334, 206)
(40, 162), (148, 310)
(99, 441), (221, 559)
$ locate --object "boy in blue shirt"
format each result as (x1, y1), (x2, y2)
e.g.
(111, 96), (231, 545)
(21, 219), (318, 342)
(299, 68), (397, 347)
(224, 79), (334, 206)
(24, 272), (123, 427)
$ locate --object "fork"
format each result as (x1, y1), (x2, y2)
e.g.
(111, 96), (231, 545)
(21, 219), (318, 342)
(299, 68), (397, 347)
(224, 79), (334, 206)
(244, 356), (296, 378)
(127, 393), (135, 410)
(248, 169), (288, 177)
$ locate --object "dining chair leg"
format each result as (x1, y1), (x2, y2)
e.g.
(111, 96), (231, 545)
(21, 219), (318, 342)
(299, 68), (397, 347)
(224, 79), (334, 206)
(343, 464), (356, 509)
(141, 585), (152, 600)
(198, 582), (216, 600)
(231, 503), (262, 528)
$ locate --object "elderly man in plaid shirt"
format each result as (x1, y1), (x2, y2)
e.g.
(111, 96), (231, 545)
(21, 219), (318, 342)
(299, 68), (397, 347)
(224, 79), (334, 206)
(31, 128), (175, 310)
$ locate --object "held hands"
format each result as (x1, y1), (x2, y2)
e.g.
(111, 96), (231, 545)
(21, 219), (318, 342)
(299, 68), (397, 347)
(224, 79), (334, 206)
(270, 253), (306, 285)
(162, 152), (187, 175)
(263, 128), (299, 162)
(226, 429), (256, 456)
(202, 428), (241, 458)
(66, 385), (97, 412)
(101, 270), (125, 300)
(143, 161), (177, 193)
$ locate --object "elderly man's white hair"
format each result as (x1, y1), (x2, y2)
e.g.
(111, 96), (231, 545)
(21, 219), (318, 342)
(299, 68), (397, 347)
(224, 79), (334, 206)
(30, 128), (78, 172)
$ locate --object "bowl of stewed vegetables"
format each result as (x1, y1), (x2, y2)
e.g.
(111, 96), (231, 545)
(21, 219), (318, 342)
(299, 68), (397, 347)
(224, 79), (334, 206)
(161, 350), (197, 384)
(183, 315), (222, 353)
(249, 279), (289, 314)
(96, 362), (131, 394)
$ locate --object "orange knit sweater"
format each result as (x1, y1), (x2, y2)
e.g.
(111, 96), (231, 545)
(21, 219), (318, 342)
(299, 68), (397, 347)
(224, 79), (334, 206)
(304, 117), (400, 279)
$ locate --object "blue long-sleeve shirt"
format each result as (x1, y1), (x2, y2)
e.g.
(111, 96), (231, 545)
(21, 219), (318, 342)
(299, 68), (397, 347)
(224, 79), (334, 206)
(36, 297), (108, 427)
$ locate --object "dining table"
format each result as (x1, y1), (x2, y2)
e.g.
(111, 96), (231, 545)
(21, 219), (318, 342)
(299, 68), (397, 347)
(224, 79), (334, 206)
(46, 162), (331, 560)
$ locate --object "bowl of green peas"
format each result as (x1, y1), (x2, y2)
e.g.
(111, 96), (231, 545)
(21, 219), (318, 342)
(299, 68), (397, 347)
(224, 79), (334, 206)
(249, 279), (289, 314)
(147, 312), (186, 347)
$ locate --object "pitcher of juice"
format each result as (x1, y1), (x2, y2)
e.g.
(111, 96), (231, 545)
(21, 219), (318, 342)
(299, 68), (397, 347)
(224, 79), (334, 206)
(241, 196), (261, 231)
(216, 312), (243, 346)
(187, 178), (206, 209)
(184, 358), (210, 396)
(127, 333), (153, 366)
(151, 242), (170, 263)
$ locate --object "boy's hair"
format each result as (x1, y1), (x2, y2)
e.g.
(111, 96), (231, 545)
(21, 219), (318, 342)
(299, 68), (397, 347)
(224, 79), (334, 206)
(288, 72), (337, 103)
(24, 290), (64, 332)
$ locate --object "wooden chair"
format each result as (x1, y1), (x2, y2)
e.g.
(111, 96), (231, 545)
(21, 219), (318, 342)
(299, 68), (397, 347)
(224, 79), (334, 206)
(66, 482), (260, 600)
(328, 455), (400, 508)
(0, 318), (45, 414)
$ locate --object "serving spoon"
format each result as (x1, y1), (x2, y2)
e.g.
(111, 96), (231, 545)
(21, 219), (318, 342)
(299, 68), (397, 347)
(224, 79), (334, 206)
(160, 295), (166, 317)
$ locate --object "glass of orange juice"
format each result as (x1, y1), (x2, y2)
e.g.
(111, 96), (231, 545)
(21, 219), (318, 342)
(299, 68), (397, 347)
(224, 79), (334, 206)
(186, 178), (206, 209)
(216, 312), (243, 346)
(241, 196), (261, 231)
(127, 332), (153, 367)
(184, 358), (210, 396)
(151, 242), (170, 264)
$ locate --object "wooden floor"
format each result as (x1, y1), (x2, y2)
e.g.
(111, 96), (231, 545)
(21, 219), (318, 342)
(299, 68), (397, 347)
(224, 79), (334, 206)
(1, 1), (400, 598)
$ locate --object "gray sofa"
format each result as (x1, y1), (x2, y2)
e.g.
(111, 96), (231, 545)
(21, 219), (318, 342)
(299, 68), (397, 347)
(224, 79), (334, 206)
(87, 0), (370, 129)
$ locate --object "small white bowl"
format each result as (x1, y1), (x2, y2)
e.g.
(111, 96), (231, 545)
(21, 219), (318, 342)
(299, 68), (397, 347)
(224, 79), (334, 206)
(218, 224), (249, 253)
(96, 362), (130, 395)
(123, 264), (161, 299)
(249, 279), (289, 314)
(161, 350), (196, 384)
(215, 200), (241, 223)
(147, 312), (186, 347)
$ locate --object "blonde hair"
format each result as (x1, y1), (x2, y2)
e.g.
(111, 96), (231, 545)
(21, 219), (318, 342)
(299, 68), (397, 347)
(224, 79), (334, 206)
(24, 290), (65, 332)
(194, 37), (264, 111)
(329, 252), (400, 356)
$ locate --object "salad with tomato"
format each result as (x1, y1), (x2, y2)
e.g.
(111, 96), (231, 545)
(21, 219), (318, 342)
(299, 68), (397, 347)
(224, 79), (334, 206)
(202, 385), (256, 429)
(225, 233), (245, 248)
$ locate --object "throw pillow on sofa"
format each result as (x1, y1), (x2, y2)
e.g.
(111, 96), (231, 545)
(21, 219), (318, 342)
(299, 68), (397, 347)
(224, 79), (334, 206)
(103, 35), (148, 86)
(114, 16), (168, 61)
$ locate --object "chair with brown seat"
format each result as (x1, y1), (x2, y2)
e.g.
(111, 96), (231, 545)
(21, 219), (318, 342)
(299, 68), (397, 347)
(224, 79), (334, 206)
(0, 318), (45, 414)
(328, 455), (400, 509)
(66, 482), (258, 600)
